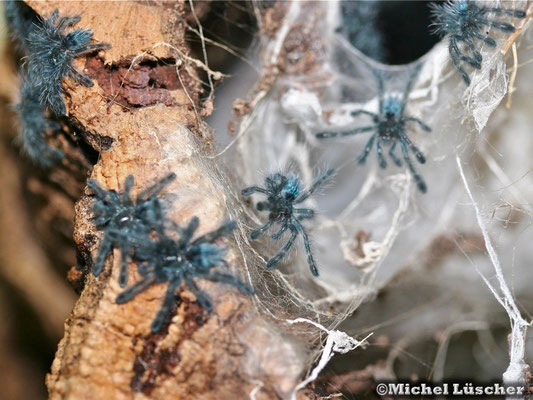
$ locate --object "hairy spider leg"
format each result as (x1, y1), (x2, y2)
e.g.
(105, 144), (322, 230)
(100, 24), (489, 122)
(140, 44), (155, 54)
(266, 226), (298, 270)
(151, 277), (182, 333)
(296, 168), (334, 202)
(178, 217), (199, 247)
(251, 220), (274, 239)
(316, 126), (375, 139)
(93, 235), (113, 276)
(388, 141), (403, 167)
(486, 7), (526, 18)
(293, 218), (319, 276)
(294, 208), (315, 219)
(400, 134), (426, 164)
(357, 134), (376, 164)
(399, 138), (427, 193)
(481, 18), (516, 33)
(136, 173), (176, 203)
(375, 136), (387, 169)
(116, 273), (156, 304)
(402, 117), (431, 132)
(192, 221), (236, 245)
(471, 30), (496, 46)
(449, 40), (472, 84)
(266, 174), (287, 193)
(119, 175), (135, 207)
(184, 276), (212, 310)
(350, 109), (378, 119)
(463, 36), (483, 65)
(242, 186), (268, 196)
(118, 241), (132, 287)
(271, 222), (289, 240)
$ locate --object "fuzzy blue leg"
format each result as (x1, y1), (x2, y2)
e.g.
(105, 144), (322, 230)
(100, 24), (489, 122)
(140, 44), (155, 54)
(294, 208), (315, 219)
(400, 135), (426, 164)
(403, 117), (431, 132)
(178, 216), (199, 246)
(55, 15), (81, 30)
(463, 36), (483, 65)
(357, 134), (376, 164)
(93, 237), (113, 276)
(193, 220), (236, 245)
(489, 7), (526, 18)
(350, 109), (378, 119)
(266, 226), (298, 271)
(265, 174), (287, 192)
(184, 277), (213, 311)
(376, 136), (387, 169)
(250, 220), (274, 240)
(450, 37), (481, 69)
(242, 186), (268, 196)
(316, 126), (374, 139)
(118, 249), (129, 287)
(205, 272), (254, 294)
(400, 141), (427, 193)
(68, 68), (94, 87)
(271, 223), (288, 240)
(137, 173), (176, 202)
(471, 30), (496, 46)
(482, 18), (515, 32)
(74, 42), (111, 56)
(389, 141), (402, 167)
(151, 278), (182, 333)
(293, 219), (319, 277)
(115, 274), (156, 304)
(448, 41), (471, 85)
(296, 169), (334, 202)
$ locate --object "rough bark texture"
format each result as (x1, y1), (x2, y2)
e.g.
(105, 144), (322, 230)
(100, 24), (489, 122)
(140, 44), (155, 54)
(19, 1), (312, 399)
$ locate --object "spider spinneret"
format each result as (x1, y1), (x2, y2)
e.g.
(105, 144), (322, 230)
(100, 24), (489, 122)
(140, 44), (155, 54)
(116, 217), (252, 333)
(316, 67), (430, 193)
(242, 169), (334, 277)
(430, 0), (526, 85)
(87, 173), (176, 287)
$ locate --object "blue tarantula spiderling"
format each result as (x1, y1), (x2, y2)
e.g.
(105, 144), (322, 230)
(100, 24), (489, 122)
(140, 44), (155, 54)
(242, 169), (334, 277)
(116, 217), (252, 333)
(87, 173), (176, 287)
(317, 66), (430, 193)
(430, 0), (526, 85)
(16, 76), (64, 167)
(27, 9), (111, 116)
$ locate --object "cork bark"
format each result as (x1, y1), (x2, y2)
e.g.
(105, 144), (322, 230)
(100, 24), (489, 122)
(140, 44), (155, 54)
(19, 1), (314, 399)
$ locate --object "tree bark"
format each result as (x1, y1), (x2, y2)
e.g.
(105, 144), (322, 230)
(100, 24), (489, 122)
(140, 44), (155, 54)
(19, 1), (313, 399)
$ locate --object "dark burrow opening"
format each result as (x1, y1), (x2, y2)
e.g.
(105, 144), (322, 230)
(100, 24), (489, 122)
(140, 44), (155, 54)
(340, 0), (444, 65)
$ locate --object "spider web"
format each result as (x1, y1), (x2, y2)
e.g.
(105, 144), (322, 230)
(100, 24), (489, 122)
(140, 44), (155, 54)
(197, 0), (533, 397)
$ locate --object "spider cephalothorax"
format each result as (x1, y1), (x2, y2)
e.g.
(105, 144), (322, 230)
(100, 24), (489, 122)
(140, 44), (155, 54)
(27, 9), (110, 115)
(242, 169), (334, 276)
(317, 67), (430, 193)
(87, 173), (176, 287)
(430, 0), (525, 85)
(116, 217), (252, 333)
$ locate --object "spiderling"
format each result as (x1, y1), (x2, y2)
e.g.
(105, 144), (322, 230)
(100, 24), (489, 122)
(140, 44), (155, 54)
(87, 173), (176, 287)
(430, 0), (526, 85)
(242, 169), (334, 277)
(27, 9), (111, 116)
(316, 66), (430, 193)
(116, 217), (252, 333)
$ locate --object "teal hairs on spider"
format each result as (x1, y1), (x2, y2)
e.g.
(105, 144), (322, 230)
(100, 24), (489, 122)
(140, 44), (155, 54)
(430, 0), (525, 85)
(242, 169), (334, 277)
